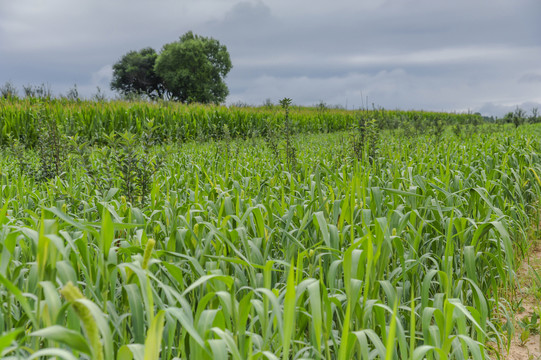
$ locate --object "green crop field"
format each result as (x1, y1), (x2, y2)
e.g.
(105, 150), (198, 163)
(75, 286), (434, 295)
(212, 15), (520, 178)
(0, 97), (538, 359)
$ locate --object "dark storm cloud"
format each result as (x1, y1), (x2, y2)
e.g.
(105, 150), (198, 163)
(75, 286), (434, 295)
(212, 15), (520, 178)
(195, 0), (541, 113)
(0, 0), (230, 95)
(0, 0), (539, 115)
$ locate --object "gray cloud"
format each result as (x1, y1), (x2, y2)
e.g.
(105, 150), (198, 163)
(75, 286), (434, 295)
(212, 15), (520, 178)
(519, 73), (541, 84)
(478, 101), (541, 117)
(0, 0), (540, 116)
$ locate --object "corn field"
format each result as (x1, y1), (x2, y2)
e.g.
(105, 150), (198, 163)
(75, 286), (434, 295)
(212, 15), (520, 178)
(0, 98), (482, 146)
(0, 98), (538, 359)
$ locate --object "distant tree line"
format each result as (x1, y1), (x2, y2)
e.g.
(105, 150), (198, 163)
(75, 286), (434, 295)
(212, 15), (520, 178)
(0, 82), (106, 102)
(501, 107), (540, 127)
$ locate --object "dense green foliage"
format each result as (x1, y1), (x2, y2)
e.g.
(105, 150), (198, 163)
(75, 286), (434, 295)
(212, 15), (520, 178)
(110, 32), (232, 103)
(0, 97), (483, 148)
(0, 98), (540, 358)
(110, 48), (165, 100)
(154, 31), (232, 104)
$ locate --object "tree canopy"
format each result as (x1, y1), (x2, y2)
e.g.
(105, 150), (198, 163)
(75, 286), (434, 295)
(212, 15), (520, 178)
(110, 47), (164, 100)
(110, 32), (232, 103)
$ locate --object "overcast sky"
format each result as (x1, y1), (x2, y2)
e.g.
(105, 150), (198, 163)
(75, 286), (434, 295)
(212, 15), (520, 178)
(1, 0), (540, 116)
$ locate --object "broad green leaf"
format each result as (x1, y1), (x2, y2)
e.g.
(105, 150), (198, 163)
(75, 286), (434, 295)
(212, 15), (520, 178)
(282, 259), (296, 360)
(30, 325), (91, 355)
(143, 310), (165, 360)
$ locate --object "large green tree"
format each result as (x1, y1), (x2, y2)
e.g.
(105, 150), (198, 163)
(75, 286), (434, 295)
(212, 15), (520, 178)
(154, 31), (232, 103)
(110, 47), (165, 99)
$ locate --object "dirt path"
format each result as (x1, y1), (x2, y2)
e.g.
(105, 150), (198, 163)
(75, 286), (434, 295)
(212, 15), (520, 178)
(505, 239), (541, 360)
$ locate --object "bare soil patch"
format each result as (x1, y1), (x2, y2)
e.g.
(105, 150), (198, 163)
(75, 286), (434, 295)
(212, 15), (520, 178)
(504, 239), (541, 360)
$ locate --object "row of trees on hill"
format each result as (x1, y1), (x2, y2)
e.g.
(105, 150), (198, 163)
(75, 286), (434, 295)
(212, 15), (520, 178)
(501, 107), (540, 127)
(110, 31), (232, 104)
